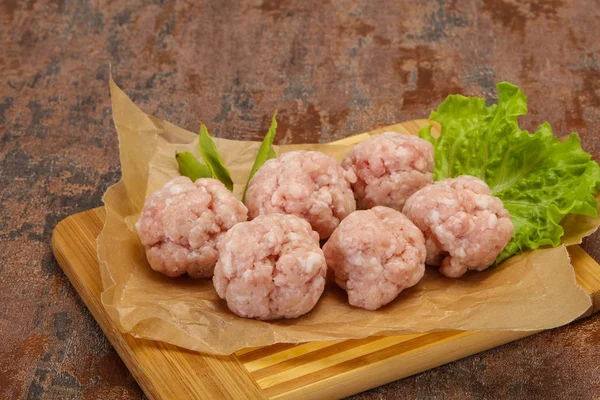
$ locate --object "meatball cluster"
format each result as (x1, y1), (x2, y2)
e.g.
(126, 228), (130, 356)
(136, 131), (516, 322)
(213, 214), (327, 320)
(403, 175), (514, 278)
(245, 151), (357, 239)
(341, 132), (434, 211)
(136, 177), (248, 278)
(323, 207), (426, 310)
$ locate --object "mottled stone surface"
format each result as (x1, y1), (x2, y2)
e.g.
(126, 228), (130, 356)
(1, 0), (599, 399)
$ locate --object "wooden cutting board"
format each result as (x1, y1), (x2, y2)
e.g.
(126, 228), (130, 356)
(51, 120), (600, 400)
(51, 208), (600, 400)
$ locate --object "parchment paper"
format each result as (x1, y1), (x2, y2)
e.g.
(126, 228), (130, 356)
(98, 78), (598, 354)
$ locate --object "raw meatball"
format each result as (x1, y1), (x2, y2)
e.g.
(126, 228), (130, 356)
(135, 176), (248, 278)
(323, 207), (426, 310)
(245, 151), (356, 239)
(213, 214), (327, 320)
(341, 132), (435, 211)
(403, 175), (514, 278)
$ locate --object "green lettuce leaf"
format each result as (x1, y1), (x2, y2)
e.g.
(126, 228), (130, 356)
(420, 82), (600, 262)
(242, 110), (278, 203)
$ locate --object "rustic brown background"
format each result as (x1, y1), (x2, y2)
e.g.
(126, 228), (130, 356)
(1, 0), (599, 399)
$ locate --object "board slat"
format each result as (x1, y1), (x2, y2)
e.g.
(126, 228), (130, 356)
(262, 330), (535, 400)
(51, 119), (600, 400)
(254, 335), (429, 388)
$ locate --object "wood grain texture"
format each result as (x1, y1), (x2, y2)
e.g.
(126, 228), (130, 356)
(51, 119), (600, 400)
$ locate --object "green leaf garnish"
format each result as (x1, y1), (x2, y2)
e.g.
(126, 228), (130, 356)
(242, 110), (278, 203)
(198, 123), (234, 191)
(176, 151), (213, 181)
(175, 123), (234, 191)
(420, 82), (600, 263)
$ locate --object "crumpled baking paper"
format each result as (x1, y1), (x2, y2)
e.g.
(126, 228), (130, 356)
(97, 78), (597, 354)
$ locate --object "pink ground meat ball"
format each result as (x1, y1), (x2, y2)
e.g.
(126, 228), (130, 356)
(245, 151), (357, 239)
(135, 176), (248, 278)
(403, 175), (514, 278)
(213, 214), (327, 320)
(323, 206), (426, 310)
(341, 132), (435, 211)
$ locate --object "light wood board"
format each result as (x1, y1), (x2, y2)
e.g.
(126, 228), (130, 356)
(51, 120), (600, 400)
